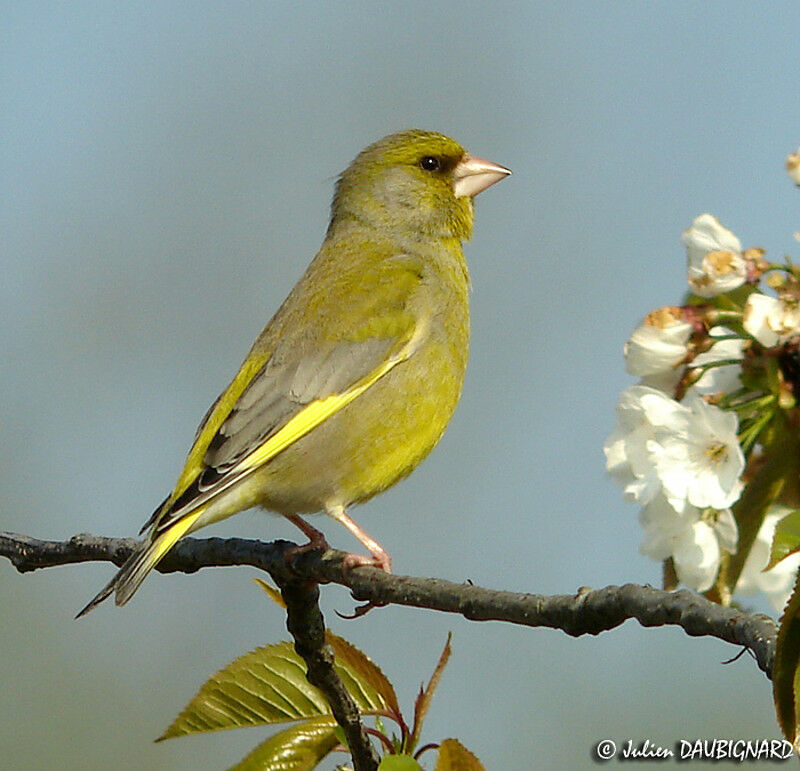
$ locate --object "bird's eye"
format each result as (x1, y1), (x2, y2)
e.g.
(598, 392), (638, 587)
(419, 156), (441, 172)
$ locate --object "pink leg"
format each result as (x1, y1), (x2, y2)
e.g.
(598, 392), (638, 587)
(326, 504), (392, 573)
(283, 514), (330, 559)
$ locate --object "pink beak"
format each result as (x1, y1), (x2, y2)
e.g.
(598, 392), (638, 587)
(453, 154), (511, 198)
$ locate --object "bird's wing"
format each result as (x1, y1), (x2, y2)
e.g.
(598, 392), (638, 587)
(149, 251), (425, 535)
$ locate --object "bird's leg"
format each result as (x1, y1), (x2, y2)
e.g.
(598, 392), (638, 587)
(283, 514), (330, 563)
(326, 504), (392, 573)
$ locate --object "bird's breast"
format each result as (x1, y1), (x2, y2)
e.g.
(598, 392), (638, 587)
(255, 287), (469, 513)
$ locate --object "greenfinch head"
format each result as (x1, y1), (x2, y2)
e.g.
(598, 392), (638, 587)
(332, 129), (508, 240)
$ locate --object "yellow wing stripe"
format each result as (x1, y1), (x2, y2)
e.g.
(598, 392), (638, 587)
(114, 507), (206, 607)
(150, 508), (205, 562)
(235, 353), (404, 474)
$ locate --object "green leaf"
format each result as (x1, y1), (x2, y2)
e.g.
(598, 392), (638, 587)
(773, 574), (800, 751)
(377, 756), (422, 770)
(327, 633), (401, 720)
(158, 641), (328, 740)
(228, 716), (339, 771)
(434, 739), (485, 770)
(158, 638), (393, 741)
(767, 510), (800, 571)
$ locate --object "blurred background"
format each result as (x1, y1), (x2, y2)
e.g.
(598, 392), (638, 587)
(2, 3), (799, 768)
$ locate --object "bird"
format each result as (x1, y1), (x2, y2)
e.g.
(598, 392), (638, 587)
(77, 129), (510, 616)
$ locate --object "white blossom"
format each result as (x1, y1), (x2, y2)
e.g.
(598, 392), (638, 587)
(673, 521), (724, 592)
(683, 214), (746, 298)
(743, 292), (800, 348)
(604, 386), (689, 506)
(639, 494), (737, 592)
(624, 308), (692, 391)
(736, 506), (800, 613)
(606, 385), (744, 518)
(653, 392), (744, 513)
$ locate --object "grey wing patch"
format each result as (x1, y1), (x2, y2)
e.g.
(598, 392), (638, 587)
(204, 336), (396, 472)
(154, 334), (399, 530)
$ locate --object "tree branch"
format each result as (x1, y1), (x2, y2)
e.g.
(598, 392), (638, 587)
(277, 573), (379, 771)
(0, 531), (778, 678)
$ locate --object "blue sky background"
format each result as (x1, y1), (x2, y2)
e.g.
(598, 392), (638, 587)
(2, 3), (799, 768)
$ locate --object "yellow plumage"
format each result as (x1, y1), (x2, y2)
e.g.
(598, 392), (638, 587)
(78, 129), (509, 615)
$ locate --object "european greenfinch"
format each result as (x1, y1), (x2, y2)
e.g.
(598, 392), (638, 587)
(79, 129), (509, 615)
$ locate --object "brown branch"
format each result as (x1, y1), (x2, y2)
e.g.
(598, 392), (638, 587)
(0, 531), (779, 678)
(278, 575), (380, 771)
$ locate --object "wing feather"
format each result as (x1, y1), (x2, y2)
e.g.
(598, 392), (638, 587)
(152, 248), (425, 534)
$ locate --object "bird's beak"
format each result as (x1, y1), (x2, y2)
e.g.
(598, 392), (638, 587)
(453, 155), (511, 198)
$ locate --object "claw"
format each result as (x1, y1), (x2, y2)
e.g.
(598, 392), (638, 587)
(336, 600), (385, 619)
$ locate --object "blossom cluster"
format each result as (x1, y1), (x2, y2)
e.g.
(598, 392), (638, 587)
(606, 208), (800, 610)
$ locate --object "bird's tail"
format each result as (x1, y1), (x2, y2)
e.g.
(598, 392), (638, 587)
(76, 508), (205, 618)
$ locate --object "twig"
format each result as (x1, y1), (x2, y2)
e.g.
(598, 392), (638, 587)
(0, 531), (779, 677)
(277, 574), (380, 771)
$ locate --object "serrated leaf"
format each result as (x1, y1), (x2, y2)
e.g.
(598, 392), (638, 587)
(767, 510), (800, 571)
(229, 716), (339, 771)
(773, 573), (800, 750)
(327, 633), (401, 720)
(159, 639), (392, 741)
(158, 642), (328, 740)
(434, 739), (485, 770)
(377, 755), (422, 770)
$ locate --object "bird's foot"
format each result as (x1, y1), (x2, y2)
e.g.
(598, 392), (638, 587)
(341, 549), (392, 572)
(325, 504), (393, 573)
